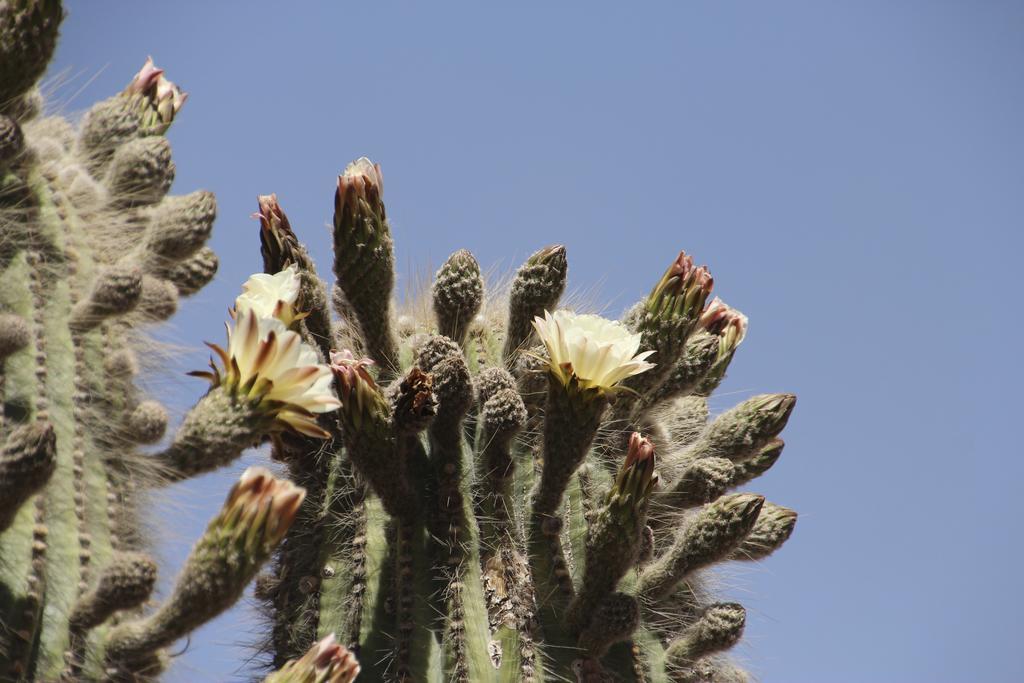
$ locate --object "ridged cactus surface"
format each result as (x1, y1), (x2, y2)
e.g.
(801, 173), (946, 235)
(0, 3), (799, 682)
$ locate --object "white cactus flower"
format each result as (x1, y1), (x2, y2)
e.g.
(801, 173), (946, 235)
(532, 310), (655, 391)
(203, 307), (340, 437)
(235, 264), (301, 325)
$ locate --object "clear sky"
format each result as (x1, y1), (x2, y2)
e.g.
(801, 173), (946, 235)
(48, 2), (1023, 681)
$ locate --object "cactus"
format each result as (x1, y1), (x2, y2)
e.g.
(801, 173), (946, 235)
(0, 3), (800, 681)
(239, 165), (800, 682)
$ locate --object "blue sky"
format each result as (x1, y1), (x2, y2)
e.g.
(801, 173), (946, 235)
(49, 2), (1023, 681)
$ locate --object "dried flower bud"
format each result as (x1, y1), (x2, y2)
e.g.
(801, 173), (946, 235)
(390, 366), (436, 434)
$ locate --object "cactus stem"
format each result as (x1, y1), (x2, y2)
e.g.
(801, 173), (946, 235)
(315, 453), (368, 655)
(28, 176), (107, 677)
(268, 432), (335, 666)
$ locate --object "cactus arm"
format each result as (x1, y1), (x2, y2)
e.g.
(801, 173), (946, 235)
(433, 434), (494, 681)
(0, 253), (46, 681)
(23, 170), (86, 679)
(324, 495), (391, 679)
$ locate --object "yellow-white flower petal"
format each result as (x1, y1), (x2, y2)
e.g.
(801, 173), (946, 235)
(532, 310), (655, 390)
(235, 265), (301, 323)
(223, 308), (341, 427)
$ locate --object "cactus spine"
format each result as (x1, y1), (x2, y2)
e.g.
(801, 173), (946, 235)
(1, 4), (800, 681)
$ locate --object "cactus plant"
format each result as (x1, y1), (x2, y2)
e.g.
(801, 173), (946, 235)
(0, 3), (799, 681)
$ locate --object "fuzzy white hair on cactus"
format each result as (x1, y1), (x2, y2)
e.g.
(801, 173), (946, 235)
(532, 309), (655, 390)
(235, 264), (301, 325)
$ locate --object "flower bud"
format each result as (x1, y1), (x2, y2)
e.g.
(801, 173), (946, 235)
(257, 193), (304, 273)
(330, 349), (387, 431)
(0, 312), (30, 360)
(611, 432), (658, 512)
(503, 244), (568, 361)
(71, 265), (143, 331)
(700, 297), (748, 357)
(145, 190), (217, 263)
(332, 157), (397, 372)
(264, 632), (361, 683)
(730, 502), (797, 561)
(125, 400), (169, 445)
(666, 457), (735, 508)
(729, 438), (784, 487)
(336, 157), (384, 217)
(647, 251), (714, 323)
(254, 194), (334, 355)
(432, 249), (484, 346)
(123, 57), (187, 135)
(0, 0), (63, 106)
(695, 297), (749, 395)
(665, 603), (746, 668)
(106, 136), (175, 207)
(163, 246), (218, 296)
(567, 433), (657, 636)
(0, 114), (24, 170)
(71, 552), (158, 630)
(693, 393), (796, 462)
(638, 494), (763, 601)
(0, 421), (56, 532)
(105, 468), (305, 666)
(330, 350), (413, 518)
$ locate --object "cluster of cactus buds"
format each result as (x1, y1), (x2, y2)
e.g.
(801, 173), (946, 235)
(0, 3), (800, 681)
